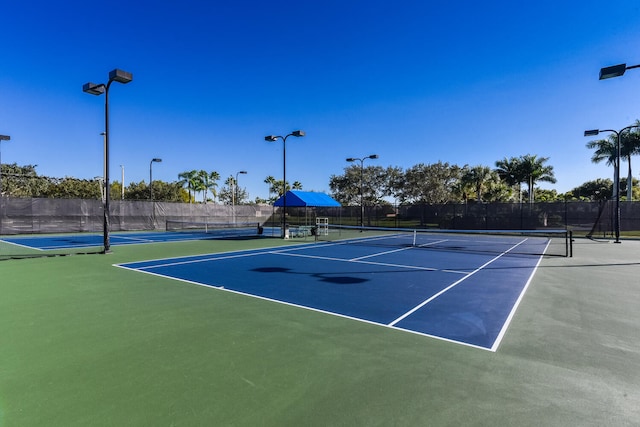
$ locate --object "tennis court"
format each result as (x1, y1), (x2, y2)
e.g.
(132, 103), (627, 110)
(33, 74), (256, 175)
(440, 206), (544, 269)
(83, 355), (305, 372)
(2, 232), (640, 426)
(117, 230), (555, 350)
(0, 223), (264, 251)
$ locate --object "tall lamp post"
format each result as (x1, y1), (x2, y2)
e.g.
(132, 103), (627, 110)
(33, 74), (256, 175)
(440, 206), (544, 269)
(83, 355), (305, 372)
(346, 154), (378, 228)
(265, 130), (305, 237)
(83, 69), (133, 253)
(584, 125), (640, 243)
(149, 158), (162, 201)
(120, 165), (125, 200)
(233, 170), (247, 225)
(0, 134), (10, 197)
(233, 170), (247, 207)
(0, 134), (9, 236)
(600, 61), (640, 202)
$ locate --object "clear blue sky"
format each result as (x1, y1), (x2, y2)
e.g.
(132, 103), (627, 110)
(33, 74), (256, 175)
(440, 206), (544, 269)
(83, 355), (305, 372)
(2, 1), (640, 201)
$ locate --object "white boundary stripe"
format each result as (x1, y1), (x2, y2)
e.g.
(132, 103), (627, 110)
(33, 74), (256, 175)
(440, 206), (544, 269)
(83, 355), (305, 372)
(133, 250), (274, 269)
(0, 239), (46, 251)
(350, 246), (414, 261)
(387, 238), (529, 333)
(113, 263), (492, 352)
(113, 235), (157, 243)
(275, 251), (467, 273)
(118, 241), (322, 269)
(489, 239), (551, 351)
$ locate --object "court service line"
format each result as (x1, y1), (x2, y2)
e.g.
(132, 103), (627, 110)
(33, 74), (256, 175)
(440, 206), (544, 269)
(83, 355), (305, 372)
(349, 239), (448, 261)
(126, 243), (329, 269)
(133, 250), (270, 269)
(388, 238), (528, 328)
(274, 251), (468, 274)
(114, 235), (157, 243)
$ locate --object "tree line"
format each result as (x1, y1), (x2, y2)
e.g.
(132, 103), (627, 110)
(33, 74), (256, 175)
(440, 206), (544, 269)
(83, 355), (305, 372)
(329, 154), (558, 206)
(3, 129), (640, 204)
(329, 153), (639, 205)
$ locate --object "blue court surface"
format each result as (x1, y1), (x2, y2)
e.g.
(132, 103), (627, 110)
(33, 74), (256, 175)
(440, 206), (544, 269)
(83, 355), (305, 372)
(1, 229), (258, 250)
(117, 233), (549, 351)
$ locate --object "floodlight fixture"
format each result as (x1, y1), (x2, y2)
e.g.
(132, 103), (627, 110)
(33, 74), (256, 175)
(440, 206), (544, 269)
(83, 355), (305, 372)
(109, 69), (133, 84)
(83, 82), (106, 95)
(599, 63), (640, 80)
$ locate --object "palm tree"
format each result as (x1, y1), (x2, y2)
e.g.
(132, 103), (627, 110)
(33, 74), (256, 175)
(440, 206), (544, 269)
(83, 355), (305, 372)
(461, 165), (497, 202)
(197, 170), (220, 203)
(178, 170), (199, 203)
(192, 173), (206, 203)
(495, 156), (526, 203)
(264, 176), (276, 203)
(621, 121), (640, 201)
(586, 136), (617, 199)
(518, 154), (556, 204)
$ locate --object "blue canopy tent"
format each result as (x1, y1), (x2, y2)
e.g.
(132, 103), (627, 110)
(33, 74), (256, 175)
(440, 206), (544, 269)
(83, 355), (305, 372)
(273, 190), (341, 208)
(273, 191), (341, 235)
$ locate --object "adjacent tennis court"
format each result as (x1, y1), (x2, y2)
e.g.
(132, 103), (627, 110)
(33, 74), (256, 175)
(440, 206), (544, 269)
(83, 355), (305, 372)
(0, 223), (263, 251)
(117, 230), (553, 350)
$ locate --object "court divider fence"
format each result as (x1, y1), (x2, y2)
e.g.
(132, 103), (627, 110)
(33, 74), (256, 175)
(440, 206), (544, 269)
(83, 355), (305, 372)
(1, 196), (639, 237)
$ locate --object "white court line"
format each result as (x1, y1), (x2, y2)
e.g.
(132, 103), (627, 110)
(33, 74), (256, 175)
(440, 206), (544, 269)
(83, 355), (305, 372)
(489, 239), (551, 351)
(387, 238), (529, 329)
(349, 246), (415, 261)
(126, 242), (334, 270)
(133, 250), (273, 269)
(275, 251), (468, 274)
(347, 239), (447, 261)
(0, 239), (46, 251)
(113, 235), (157, 243)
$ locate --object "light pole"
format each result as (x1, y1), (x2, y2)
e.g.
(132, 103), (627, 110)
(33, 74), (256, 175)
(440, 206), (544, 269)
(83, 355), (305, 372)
(265, 130), (305, 237)
(233, 170), (247, 225)
(346, 154), (378, 228)
(83, 69), (133, 253)
(120, 165), (125, 200)
(600, 61), (640, 202)
(584, 125), (640, 243)
(233, 170), (247, 207)
(0, 134), (9, 236)
(149, 158), (162, 201)
(0, 134), (9, 197)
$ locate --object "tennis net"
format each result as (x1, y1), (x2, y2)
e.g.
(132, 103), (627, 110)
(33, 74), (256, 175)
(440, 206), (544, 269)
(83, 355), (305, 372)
(166, 221), (262, 238)
(314, 225), (572, 257)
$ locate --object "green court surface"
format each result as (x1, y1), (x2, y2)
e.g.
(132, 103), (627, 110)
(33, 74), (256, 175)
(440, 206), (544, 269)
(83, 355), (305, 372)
(1, 237), (639, 426)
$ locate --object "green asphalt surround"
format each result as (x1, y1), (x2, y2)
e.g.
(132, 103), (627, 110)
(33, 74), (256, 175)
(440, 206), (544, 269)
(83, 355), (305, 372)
(1, 237), (639, 426)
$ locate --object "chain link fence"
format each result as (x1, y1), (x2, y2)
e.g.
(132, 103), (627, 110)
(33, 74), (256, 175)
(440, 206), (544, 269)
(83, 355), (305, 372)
(0, 197), (273, 235)
(2, 197), (639, 237)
